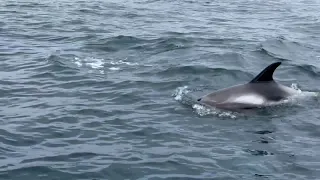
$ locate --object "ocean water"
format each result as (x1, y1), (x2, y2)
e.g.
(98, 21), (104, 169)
(1, 0), (320, 179)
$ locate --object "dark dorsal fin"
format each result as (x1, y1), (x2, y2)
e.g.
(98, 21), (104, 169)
(250, 62), (281, 83)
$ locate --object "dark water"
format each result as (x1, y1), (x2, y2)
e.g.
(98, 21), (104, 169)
(1, 0), (320, 179)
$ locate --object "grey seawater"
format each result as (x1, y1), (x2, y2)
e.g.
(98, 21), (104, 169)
(1, 0), (320, 179)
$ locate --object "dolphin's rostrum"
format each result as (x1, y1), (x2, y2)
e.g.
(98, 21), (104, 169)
(197, 62), (298, 110)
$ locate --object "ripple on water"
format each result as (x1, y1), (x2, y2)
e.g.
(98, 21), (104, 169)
(1, 0), (320, 180)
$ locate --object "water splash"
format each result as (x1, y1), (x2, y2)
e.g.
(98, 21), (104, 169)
(285, 83), (319, 106)
(291, 83), (302, 93)
(192, 104), (237, 118)
(173, 86), (237, 119)
(73, 57), (104, 69)
(109, 59), (139, 66)
(72, 56), (144, 73)
(109, 67), (120, 71)
(173, 86), (189, 101)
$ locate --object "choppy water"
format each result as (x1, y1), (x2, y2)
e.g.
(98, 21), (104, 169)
(1, 0), (320, 179)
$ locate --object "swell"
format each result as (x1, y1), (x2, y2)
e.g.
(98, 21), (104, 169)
(44, 54), (81, 73)
(251, 37), (320, 79)
(83, 34), (244, 53)
(0, 128), (41, 148)
(20, 152), (99, 164)
(84, 35), (192, 53)
(288, 64), (320, 78)
(0, 132), (232, 179)
(154, 65), (248, 75)
(257, 36), (319, 62)
(140, 65), (253, 86)
(3, 2), (49, 8)
(0, 165), (102, 179)
(0, 54), (96, 98)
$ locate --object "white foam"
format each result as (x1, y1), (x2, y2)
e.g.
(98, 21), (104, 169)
(290, 83), (303, 93)
(109, 60), (138, 66)
(192, 104), (237, 118)
(283, 84), (319, 106)
(288, 83), (318, 98)
(73, 57), (104, 70)
(109, 67), (120, 71)
(173, 86), (189, 101)
(72, 57), (144, 74)
(192, 104), (215, 116)
(266, 83), (318, 107)
(85, 59), (104, 69)
(74, 60), (82, 67)
(173, 86), (238, 119)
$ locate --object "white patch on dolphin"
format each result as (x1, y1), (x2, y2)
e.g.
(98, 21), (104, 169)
(231, 94), (265, 105)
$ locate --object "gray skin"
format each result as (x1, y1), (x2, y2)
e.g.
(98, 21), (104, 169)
(197, 62), (299, 110)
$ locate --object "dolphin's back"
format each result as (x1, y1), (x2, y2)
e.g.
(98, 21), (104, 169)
(197, 62), (298, 110)
(200, 84), (249, 103)
(199, 82), (293, 109)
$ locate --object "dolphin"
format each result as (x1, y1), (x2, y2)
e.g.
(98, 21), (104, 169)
(197, 62), (299, 110)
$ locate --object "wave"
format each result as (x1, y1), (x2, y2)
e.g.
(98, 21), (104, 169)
(84, 35), (147, 52)
(257, 36), (319, 63)
(291, 64), (320, 77)
(45, 54), (79, 73)
(0, 165), (101, 179)
(3, 2), (48, 8)
(155, 65), (249, 76)
(84, 34), (247, 54)
(20, 152), (99, 164)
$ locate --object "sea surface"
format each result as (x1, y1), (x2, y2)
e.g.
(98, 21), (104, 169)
(1, 0), (320, 179)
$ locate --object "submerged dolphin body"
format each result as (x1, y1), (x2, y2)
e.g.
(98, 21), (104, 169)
(197, 62), (299, 110)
